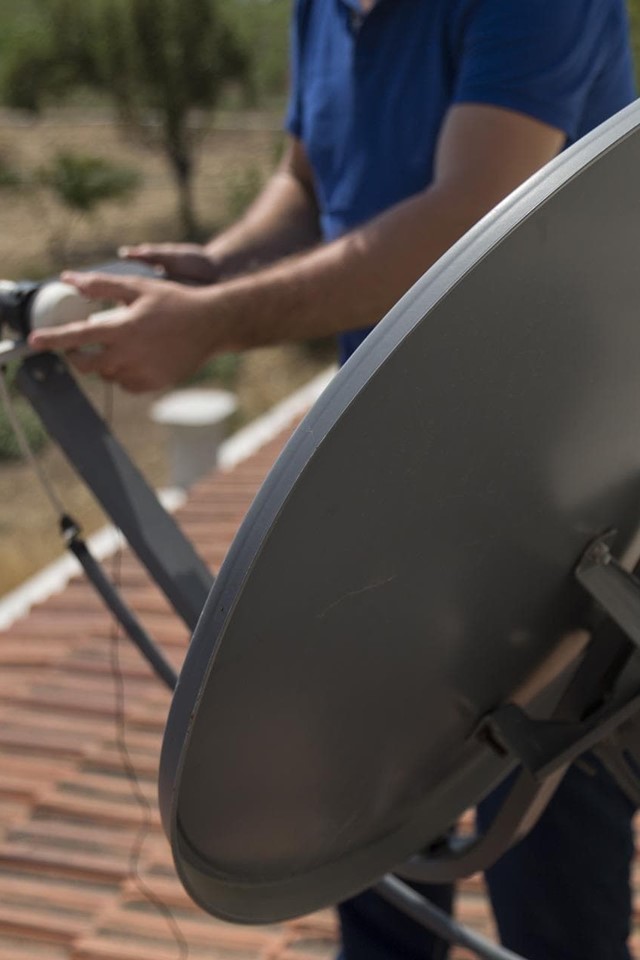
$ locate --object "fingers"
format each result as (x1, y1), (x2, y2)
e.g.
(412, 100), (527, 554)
(28, 272), (146, 351)
(60, 270), (145, 304)
(118, 243), (216, 284)
(119, 244), (185, 269)
(28, 305), (129, 353)
(67, 339), (128, 379)
(29, 319), (110, 353)
(68, 348), (156, 393)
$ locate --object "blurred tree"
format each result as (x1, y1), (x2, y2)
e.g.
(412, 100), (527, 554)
(219, 0), (290, 106)
(0, 0), (101, 111)
(1, 0), (249, 237)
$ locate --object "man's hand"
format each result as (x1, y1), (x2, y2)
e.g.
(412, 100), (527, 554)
(119, 243), (221, 285)
(28, 271), (221, 393)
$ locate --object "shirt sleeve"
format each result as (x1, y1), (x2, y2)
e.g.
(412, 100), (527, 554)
(452, 0), (618, 139)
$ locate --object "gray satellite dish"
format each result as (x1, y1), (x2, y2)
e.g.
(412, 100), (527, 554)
(159, 100), (640, 925)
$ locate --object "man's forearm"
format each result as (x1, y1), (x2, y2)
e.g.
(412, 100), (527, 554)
(200, 104), (565, 354)
(31, 104), (565, 394)
(197, 180), (496, 353)
(206, 168), (321, 279)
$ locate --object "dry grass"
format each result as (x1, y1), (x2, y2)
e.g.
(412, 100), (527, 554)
(0, 107), (280, 276)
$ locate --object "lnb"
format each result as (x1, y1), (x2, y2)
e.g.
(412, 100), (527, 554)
(0, 280), (93, 339)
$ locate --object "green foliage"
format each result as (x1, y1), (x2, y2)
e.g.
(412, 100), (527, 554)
(106, 0), (250, 234)
(0, 0), (38, 54)
(0, 1), (100, 113)
(0, 0), (251, 236)
(220, 0), (290, 104)
(36, 151), (141, 213)
(1, 35), (57, 113)
(0, 2), (41, 101)
(86, 0), (249, 119)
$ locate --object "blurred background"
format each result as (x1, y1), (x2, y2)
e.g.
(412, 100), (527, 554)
(0, 0), (335, 593)
(0, 0), (638, 593)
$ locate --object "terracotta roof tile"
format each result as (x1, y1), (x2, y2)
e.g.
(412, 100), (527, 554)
(0, 404), (632, 960)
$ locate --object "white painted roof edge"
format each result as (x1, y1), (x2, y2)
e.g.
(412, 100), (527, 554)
(0, 365), (336, 630)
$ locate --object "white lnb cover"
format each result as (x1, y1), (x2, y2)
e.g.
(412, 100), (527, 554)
(30, 281), (95, 330)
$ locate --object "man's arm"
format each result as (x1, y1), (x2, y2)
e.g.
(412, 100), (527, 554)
(30, 103), (565, 392)
(202, 103), (565, 346)
(120, 139), (322, 283)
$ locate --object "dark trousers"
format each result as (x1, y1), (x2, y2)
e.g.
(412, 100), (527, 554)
(337, 755), (636, 960)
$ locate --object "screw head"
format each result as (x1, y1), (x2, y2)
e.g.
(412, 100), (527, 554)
(587, 540), (611, 565)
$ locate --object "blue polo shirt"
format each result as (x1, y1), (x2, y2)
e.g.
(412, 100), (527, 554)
(285, 0), (636, 362)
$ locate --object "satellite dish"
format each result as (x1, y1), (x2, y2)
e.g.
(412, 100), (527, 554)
(159, 100), (640, 924)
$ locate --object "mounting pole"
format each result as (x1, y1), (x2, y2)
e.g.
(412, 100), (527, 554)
(16, 352), (213, 631)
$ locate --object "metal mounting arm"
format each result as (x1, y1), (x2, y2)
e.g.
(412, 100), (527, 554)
(575, 534), (640, 649)
(16, 352), (213, 631)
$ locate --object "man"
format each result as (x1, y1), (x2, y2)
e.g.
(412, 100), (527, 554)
(30, 2), (637, 958)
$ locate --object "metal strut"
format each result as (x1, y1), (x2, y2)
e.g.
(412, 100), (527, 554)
(17, 352), (213, 631)
(61, 515), (178, 691)
(575, 534), (640, 650)
(376, 875), (527, 960)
